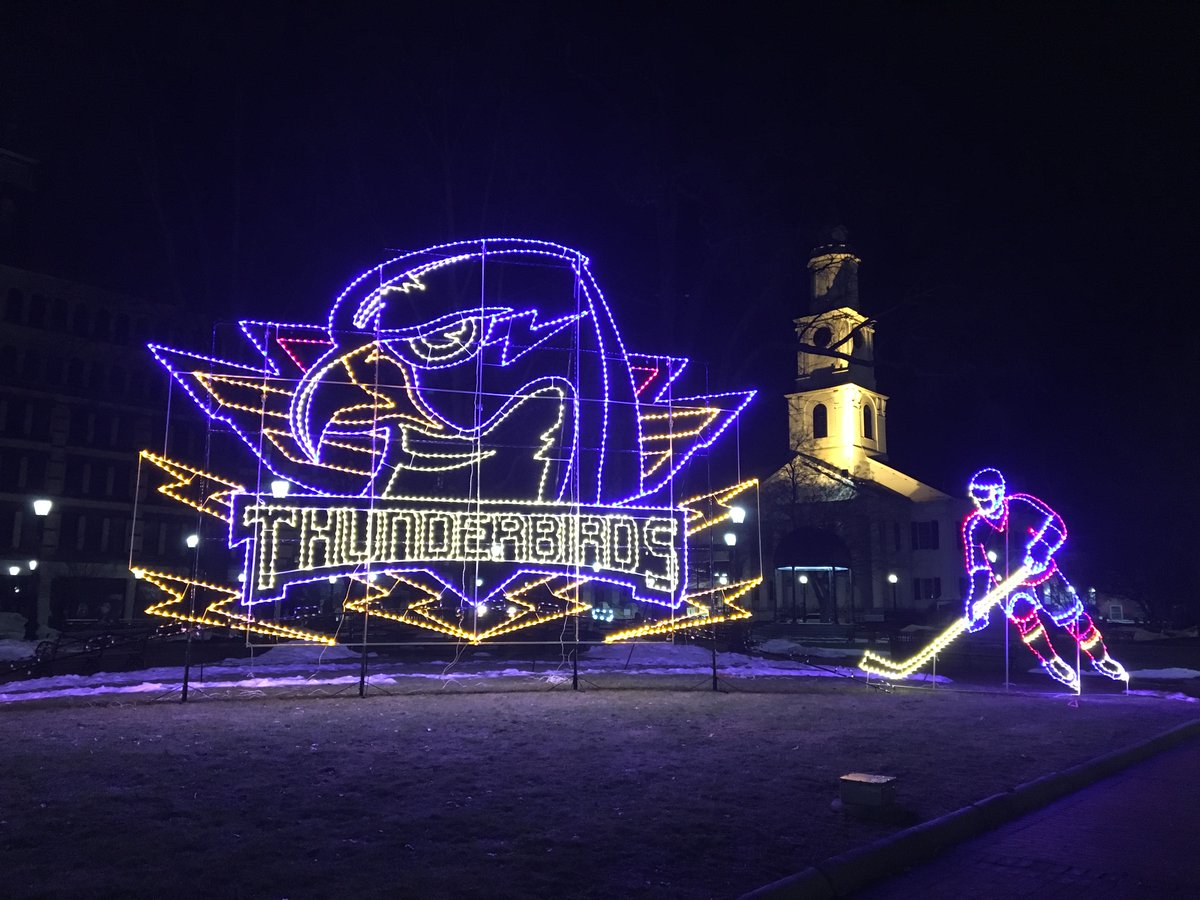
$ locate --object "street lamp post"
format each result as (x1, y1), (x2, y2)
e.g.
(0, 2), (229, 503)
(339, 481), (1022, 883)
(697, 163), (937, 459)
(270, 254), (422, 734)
(798, 573), (809, 622)
(30, 499), (52, 638)
(888, 572), (898, 610)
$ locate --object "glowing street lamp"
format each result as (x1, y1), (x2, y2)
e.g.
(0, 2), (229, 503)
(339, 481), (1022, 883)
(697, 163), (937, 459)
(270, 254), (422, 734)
(798, 573), (809, 621)
(729, 505), (747, 524)
(270, 479), (291, 498)
(888, 572), (898, 609)
(32, 498), (53, 517)
(723, 531), (737, 547)
(185, 533), (200, 549)
(7, 565), (19, 577)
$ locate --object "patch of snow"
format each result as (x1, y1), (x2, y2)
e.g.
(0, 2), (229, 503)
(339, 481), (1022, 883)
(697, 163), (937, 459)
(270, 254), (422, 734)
(0, 638), (36, 662)
(2, 638), (1197, 706)
(1130, 668), (1200, 680)
(756, 638), (861, 658)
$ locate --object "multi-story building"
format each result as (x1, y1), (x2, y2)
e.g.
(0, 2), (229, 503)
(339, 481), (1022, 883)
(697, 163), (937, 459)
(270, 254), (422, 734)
(0, 150), (210, 637)
(758, 230), (968, 623)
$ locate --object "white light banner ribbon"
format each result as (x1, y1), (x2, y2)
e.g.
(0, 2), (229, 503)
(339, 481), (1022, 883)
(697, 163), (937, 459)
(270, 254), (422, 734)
(231, 493), (686, 607)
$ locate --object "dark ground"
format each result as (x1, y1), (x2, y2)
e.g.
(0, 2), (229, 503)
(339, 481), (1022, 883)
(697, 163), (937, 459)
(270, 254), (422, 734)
(1, 674), (1196, 900)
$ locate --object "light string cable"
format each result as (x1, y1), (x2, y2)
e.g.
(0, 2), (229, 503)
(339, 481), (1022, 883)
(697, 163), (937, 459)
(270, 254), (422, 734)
(128, 423), (147, 576)
(181, 321), (222, 667)
(251, 319), (270, 652)
(352, 268), (388, 677)
(557, 249), (586, 675)
(442, 242), (488, 678)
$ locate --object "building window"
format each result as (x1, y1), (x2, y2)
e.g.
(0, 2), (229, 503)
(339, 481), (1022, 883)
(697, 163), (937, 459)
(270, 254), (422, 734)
(67, 357), (84, 388)
(812, 403), (828, 439)
(72, 304), (91, 336)
(912, 577), (942, 601)
(863, 403), (874, 440)
(4, 288), (23, 323)
(893, 522), (902, 552)
(911, 520), (940, 550)
(93, 308), (112, 341)
(28, 294), (46, 327)
(20, 348), (41, 381)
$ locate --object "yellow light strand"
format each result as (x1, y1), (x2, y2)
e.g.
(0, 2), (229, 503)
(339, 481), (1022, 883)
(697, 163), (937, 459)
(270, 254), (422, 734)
(859, 567), (1031, 679)
(604, 577), (759, 643)
(677, 479), (758, 537)
(139, 450), (245, 523)
(137, 568), (336, 644)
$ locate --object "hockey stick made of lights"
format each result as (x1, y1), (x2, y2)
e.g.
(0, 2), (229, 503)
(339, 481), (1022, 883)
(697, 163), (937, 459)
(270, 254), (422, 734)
(859, 566), (1032, 679)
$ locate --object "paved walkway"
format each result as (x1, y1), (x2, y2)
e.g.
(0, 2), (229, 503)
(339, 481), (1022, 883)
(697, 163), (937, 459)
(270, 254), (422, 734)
(856, 733), (1200, 898)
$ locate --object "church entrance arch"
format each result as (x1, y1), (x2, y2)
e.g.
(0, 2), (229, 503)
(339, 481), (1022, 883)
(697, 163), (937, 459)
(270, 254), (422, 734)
(772, 527), (852, 624)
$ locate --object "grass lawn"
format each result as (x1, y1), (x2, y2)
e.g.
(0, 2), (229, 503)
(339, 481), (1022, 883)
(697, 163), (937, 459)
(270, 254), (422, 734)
(1, 677), (1195, 899)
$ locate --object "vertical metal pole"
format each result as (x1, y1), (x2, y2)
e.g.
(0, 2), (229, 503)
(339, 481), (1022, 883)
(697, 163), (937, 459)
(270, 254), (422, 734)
(181, 584), (194, 702)
(358, 603), (369, 698)
(711, 628), (718, 692)
(572, 614), (579, 690)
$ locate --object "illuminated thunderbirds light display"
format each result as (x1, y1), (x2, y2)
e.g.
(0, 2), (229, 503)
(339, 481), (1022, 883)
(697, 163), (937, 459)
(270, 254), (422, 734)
(134, 238), (760, 644)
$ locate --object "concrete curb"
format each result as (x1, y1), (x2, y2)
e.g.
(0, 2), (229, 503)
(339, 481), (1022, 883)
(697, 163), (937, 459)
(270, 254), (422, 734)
(738, 717), (1200, 899)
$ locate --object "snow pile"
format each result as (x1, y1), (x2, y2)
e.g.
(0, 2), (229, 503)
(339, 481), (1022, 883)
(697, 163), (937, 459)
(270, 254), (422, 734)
(0, 636), (1196, 706)
(0, 637), (35, 662)
(0, 613), (29, 644)
(755, 638), (862, 658)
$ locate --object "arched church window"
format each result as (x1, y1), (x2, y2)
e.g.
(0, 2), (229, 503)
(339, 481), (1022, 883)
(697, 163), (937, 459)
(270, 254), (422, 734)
(813, 403), (828, 439)
(863, 403), (874, 440)
(812, 326), (832, 348)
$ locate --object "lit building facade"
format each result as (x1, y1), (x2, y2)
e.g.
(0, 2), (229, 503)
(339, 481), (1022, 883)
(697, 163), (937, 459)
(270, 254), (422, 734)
(0, 149), (210, 635)
(758, 230), (968, 623)
(0, 263), (214, 634)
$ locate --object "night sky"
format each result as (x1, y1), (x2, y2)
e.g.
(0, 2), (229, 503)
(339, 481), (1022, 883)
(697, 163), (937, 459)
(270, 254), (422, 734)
(3, 2), (1197, 604)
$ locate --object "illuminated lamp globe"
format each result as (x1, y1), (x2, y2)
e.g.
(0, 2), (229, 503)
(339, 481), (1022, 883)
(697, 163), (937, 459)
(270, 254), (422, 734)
(799, 574), (809, 585)
(270, 479), (291, 498)
(7, 565), (19, 576)
(28, 560), (37, 571)
(723, 532), (737, 547)
(729, 505), (747, 524)
(185, 533), (200, 548)
(887, 573), (898, 584)
(32, 498), (53, 517)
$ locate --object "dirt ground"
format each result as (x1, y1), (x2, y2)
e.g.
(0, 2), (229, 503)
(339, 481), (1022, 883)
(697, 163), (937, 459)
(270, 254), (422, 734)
(1, 679), (1196, 900)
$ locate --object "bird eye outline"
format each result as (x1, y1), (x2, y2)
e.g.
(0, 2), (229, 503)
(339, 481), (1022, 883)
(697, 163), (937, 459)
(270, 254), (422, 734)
(408, 316), (481, 365)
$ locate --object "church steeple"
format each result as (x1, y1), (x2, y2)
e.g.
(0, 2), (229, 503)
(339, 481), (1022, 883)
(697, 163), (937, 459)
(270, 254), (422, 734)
(807, 225), (860, 314)
(787, 228), (888, 471)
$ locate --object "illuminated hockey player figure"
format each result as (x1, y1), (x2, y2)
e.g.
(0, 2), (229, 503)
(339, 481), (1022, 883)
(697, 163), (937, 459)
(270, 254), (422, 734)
(963, 468), (1127, 688)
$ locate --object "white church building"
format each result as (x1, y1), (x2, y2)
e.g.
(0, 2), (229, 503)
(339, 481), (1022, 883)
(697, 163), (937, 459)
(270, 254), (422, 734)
(757, 230), (968, 624)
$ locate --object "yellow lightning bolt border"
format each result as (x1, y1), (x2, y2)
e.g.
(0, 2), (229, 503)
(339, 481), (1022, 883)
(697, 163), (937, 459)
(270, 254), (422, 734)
(341, 573), (592, 644)
(605, 576), (759, 642)
(677, 479), (758, 537)
(140, 451), (245, 523)
(136, 569), (336, 645)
